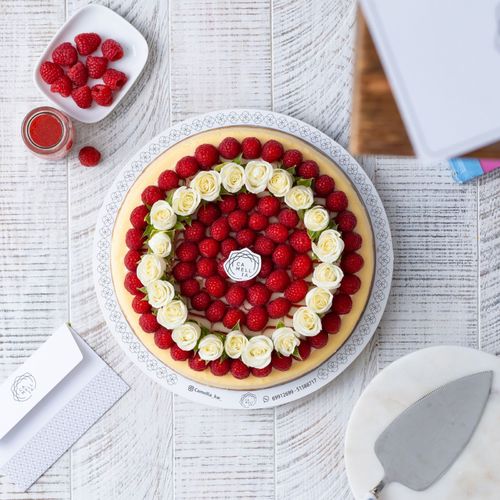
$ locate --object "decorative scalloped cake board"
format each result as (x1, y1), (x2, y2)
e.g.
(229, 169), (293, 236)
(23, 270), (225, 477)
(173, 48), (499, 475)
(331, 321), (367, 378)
(93, 109), (393, 409)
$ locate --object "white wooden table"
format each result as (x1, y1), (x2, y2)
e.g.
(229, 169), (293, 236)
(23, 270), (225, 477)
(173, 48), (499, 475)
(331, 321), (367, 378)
(1, 1), (499, 499)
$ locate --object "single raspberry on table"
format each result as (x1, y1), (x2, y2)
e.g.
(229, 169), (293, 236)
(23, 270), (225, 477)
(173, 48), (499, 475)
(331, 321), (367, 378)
(259, 256), (273, 278)
(266, 223), (288, 244)
(199, 238), (220, 258)
(124, 271), (142, 295)
(291, 254), (313, 279)
(267, 297), (291, 319)
(132, 295), (151, 314)
(154, 328), (173, 349)
(39, 61), (63, 84)
(102, 68), (127, 90)
(228, 210), (248, 231)
(50, 75), (72, 97)
(210, 217), (230, 241)
(297, 160), (319, 179)
(272, 244), (294, 268)
(248, 212), (268, 231)
(284, 279), (309, 303)
(254, 235), (275, 256)
(294, 340), (311, 361)
(158, 169), (179, 191)
(218, 137), (241, 159)
(184, 220), (205, 242)
(272, 352), (293, 371)
(219, 195), (237, 213)
(196, 257), (217, 278)
(125, 228), (144, 250)
(206, 300), (227, 322)
(252, 364), (272, 377)
(241, 137), (261, 159)
(336, 210), (357, 232)
(141, 185), (164, 206)
(314, 175), (335, 197)
(180, 278), (200, 298)
(231, 359), (250, 379)
(261, 140), (284, 162)
(236, 228), (257, 247)
(175, 155), (199, 179)
(197, 203), (220, 225)
(221, 237), (238, 257)
(278, 208), (299, 229)
(172, 261), (196, 281)
(139, 313), (159, 333)
(91, 84), (113, 106)
(266, 269), (290, 292)
(210, 358), (231, 376)
(257, 195), (281, 217)
(223, 308), (246, 329)
(176, 241), (199, 262)
(67, 61), (88, 87)
(246, 306), (269, 332)
(237, 192), (258, 211)
(171, 344), (191, 361)
(52, 42), (78, 66)
(189, 353), (208, 371)
(195, 143), (219, 169)
(130, 205), (149, 230)
(309, 331), (328, 349)
(101, 38), (124, 61)
(342, 231), (362, 252)
(247, 283), (271, 306)
(86, 55), (108, 78)
(282, 149), (303, 169)
(332, 293), (352, 315)
(191, 291), (211, 310)
(340, 252), (364, 274)
(225, 284), (246, 307)
(205, 275), (227, 298)
(340, 274), (361, 295)
(74, 32), (101, 55)
(124, 249), (141, 271)
(71, 85), (92, 108)
(326, 191), (348, 212)
(290, 229), (311, 254)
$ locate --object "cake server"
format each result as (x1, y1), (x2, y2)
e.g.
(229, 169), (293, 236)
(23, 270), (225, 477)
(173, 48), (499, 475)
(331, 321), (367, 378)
(364, 371), (493, 499)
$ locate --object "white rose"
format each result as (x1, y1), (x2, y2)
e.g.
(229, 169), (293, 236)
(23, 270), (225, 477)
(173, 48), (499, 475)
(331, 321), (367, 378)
(146, 280), (175, 308)
(191, 170), (221, 202)
(312, 263), (344, 290)
(224, 330), (248, 359)
(304, 205), (329, 232)
(198, 334), (224, 361)
(137, 254), (166, 286)
(312, 229), (345, 263)
(171, 186), (201, 216)
(150, 200), (177, 230)
(148, 231), (172, 258)
(284, 185), (314, 210)
(220, 162), (245, 193)
(241, 335), (273, 368)
(272, 327), (300, 357)
(293, 307), (322, 337)
(267, 168), (293, 197)
(157, 299), (188, 329)
(244, 160), (273, 194)
(172, 322), (201, 351)
(305, 287), (333, 314)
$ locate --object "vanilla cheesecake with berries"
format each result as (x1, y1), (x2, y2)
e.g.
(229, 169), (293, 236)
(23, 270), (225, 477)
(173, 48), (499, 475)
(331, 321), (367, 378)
(111, 127), (374, 390)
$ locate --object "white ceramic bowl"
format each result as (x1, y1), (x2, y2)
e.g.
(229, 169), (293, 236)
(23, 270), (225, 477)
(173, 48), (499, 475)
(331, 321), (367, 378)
(33, 4), (148, 124)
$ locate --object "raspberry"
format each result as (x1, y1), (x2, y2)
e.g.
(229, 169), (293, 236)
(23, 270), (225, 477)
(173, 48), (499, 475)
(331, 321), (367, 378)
(291, 254), (313, 278)
(343, 232), (362, 252)
(132, 295), (151, 314)
(74, 33), (101, 55)
(218, 137), (241, 159)
(130, 205), (149, 230)
(254, 235), (275, 256)
(272, 244), (294, 268)
(266, 269), (290, 292)
(297, 160), (319, 179)
(248, 212), (268, 231)
(180, 278), (200, 298)
(205, 275), (227, 298)
(171, 344), (191, 361)
(223, 308), (246, 329)
(210, 358), (231, 376)
(282, 149), (303, 169)
(198, 238), (219, 258)
(71, 85), (92, 108)
(247, 283), (271, 306)
(124, 249), (141, 271)
(340, 274), (361, 295)
(141, 185), (164, 206)
(219, 195), (237, 213)
(40, 61), (64, 84)
(340, 253), (364, 274)
(236, 228), (256, 247)
(210, 217), (230, 241)
(278, 208), (299, 229)
(336, 210), (357, 232)
(257, 196), (281, 217)
(158, 170), (180, 191)
(184, 220), (205, 242)
(290, 229), (311, 253)
(218, 259), (228, 278)
(239, 278), (256, 288)
(176, 241), (199, 262)
(259, 256), (273, 278)
(272, 352), (292, 371)
(154, 328), (173, 349)
(314, 175), (335, 197)
(101, 39), (124, 61)
(196, 257), (217, 278)
(266, 223), (288, 244)
(268, 297), (291, 319)
(52, 42), (77, 66)
(172, 262), (196, 281)
(332, 293), (352, 315)
(241, 137), (261, 159)
(191, 291), (211, 310)
(226, 284), (246, 307)
(126, 228), (144, 250)
(252, 365), (272, 377)
(50, 75), (72, 97)
(227, 210), (248, 231)
(221, 238), (238, 257)
(197, 203), (220, 225)
(237, 192), (257, 211)
(294, 340), (311, 361)
(67, 61), (88, 87)
(102, 68), (127, 90)
(261, 140), (284, 162)
(189, 353), (208, 371)
(175, 156), (199, 179)
(247, 306), (269, 331)
(86, 55), (108, 78)
(231, 359), (250, 379)
(91, 84), (113, 106)
(309, 331), (328, 349)
(195, 143), (219, 169)
(139, 313), (159, 333)
(326, 191), (348, 212)
(284, 280), (309, 303)
(124, 272), (142, 295)
(206, 300), (227, 322)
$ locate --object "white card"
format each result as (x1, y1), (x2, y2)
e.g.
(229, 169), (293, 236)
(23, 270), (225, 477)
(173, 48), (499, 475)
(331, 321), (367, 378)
(360, 0), (500, 159)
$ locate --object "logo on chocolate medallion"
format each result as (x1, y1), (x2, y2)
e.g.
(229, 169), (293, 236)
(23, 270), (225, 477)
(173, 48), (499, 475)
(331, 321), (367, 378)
(11, 373), (36, 402)
(224, 249), (261, 282)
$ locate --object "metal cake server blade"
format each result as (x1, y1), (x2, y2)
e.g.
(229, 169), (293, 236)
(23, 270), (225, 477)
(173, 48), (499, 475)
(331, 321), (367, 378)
(364, 371), (493, 499)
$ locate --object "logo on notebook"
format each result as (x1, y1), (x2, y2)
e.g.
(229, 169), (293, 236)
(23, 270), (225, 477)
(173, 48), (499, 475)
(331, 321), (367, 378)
(11, 372), (36, 402)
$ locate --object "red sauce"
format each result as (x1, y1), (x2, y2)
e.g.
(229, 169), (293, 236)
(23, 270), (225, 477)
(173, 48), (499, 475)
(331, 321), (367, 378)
(28, 113), (63, 148)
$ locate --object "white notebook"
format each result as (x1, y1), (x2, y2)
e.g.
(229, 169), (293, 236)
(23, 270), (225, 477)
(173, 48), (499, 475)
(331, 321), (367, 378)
(360, 0), (500, 159)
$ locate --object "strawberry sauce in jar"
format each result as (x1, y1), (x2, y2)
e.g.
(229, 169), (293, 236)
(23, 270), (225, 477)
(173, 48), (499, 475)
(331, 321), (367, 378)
(22, 106), (74, 159)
